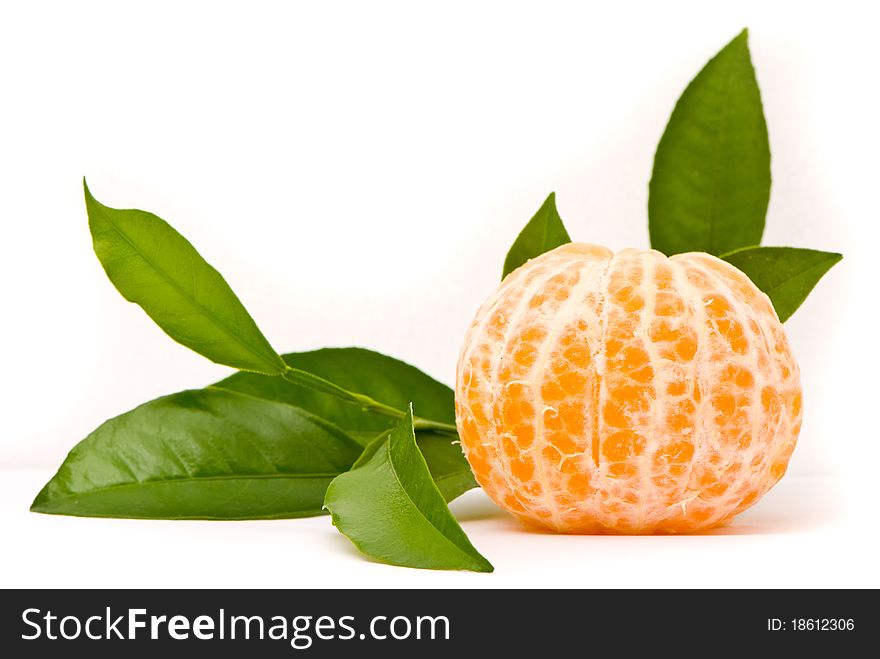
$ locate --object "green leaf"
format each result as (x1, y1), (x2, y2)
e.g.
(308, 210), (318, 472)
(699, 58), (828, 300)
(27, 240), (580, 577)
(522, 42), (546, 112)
(649, 29), (770, 256)
(502, 192), (571, 279)
(216, 348), (456, 434)
(84, 180), (286, 375)
(31, 388), (362, 519)
(721, 246), (842, 322)
(324, 406), (493, 572)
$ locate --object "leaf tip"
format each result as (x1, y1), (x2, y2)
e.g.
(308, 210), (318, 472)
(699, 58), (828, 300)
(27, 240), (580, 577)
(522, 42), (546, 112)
(713, 28), (751, 64)
(82, 177), (105, 214)
(724, 28), (749, 50)
(540, 191), (559, 217)
(473, 557), (495, 573)
(730, 28), (751, 55)
(29, 488), (50, 514)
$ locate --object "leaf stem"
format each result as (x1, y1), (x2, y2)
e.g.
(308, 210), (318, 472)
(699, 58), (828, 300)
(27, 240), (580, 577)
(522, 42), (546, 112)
(280, 368), (459, 437)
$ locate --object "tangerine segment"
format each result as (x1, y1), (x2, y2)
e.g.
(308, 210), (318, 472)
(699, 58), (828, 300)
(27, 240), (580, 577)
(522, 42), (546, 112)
(455, 244), (802, 534)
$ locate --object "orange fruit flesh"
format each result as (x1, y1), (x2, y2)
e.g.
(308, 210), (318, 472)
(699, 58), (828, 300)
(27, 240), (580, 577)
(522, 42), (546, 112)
(455, 244), (802, 533)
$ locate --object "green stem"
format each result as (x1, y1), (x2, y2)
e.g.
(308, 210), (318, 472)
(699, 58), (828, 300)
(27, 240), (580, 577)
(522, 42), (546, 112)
(280, 367), (459, 437)
(411, 418), (460, 435)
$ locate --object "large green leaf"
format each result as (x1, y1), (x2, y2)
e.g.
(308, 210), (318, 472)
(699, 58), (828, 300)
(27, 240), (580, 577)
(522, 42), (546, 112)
(649, 29), (770, 256)
(85, 180), (286, 375)
(722, 246), (842, 322)
(324, 406), (493, 572)
(215, 348), (455, 433)
(502, 192), (571, 279)
(31, 388), (362, 519)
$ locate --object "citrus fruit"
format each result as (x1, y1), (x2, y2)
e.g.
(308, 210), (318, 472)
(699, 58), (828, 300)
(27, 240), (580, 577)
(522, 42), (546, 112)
(455, 244), (802, 533)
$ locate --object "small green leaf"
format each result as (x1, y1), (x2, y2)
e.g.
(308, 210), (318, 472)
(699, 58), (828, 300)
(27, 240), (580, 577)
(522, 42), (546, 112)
(502, 192), (571, 279)
(84, 180), (286, 375)
(324, 406), (493, 572)
(32, 388), (362, 519)
(721, 246), (842, 322)
(649, 29), (770, 256)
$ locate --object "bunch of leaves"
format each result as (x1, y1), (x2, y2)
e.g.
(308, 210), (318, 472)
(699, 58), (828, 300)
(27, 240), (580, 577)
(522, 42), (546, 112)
(506, 29), (841, 320)
(34, 182), (488, 570)
(34, 28), (840, 572)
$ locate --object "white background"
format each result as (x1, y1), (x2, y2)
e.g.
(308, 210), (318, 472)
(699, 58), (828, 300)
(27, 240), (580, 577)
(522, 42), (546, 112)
(1, 0), (877, 588)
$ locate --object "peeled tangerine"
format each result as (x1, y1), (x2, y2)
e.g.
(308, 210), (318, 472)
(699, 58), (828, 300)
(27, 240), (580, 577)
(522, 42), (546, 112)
(455, 244), (802, 533)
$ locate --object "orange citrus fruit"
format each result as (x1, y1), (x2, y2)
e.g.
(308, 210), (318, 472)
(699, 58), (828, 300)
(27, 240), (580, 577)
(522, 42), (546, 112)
(455, 244), (802, 533)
